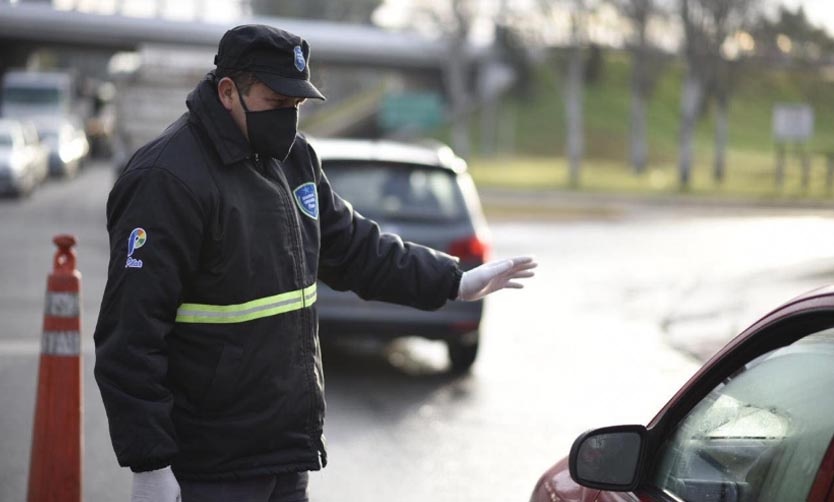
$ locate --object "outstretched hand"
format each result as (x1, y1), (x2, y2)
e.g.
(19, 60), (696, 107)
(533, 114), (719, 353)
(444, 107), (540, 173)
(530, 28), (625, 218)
(457, 256), (537, 301)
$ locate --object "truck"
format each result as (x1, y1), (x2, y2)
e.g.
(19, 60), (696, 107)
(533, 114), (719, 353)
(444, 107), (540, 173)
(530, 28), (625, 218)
(0, 70), (90, 177)
(0, 70), (75, 118)
(108, 44), (212, 177)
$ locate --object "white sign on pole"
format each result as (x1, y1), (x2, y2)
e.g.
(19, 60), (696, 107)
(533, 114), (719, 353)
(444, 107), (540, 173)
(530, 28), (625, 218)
(773, 104), (814, 142)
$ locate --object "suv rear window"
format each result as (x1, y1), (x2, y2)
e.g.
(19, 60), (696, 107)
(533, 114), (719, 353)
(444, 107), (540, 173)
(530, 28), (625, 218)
(323, 161), (465, 221)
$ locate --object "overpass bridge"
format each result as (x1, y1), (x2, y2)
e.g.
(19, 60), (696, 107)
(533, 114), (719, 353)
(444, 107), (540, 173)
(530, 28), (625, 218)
(0, 2), (486, 71)
(0, 2), (514, 152)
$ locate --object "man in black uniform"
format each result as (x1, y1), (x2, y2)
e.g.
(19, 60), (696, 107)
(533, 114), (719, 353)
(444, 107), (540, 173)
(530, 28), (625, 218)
(94, 24), (536, 502)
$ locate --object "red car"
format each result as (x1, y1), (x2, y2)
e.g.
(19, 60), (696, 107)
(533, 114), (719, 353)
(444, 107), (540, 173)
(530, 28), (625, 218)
(531, 285), (834, 502)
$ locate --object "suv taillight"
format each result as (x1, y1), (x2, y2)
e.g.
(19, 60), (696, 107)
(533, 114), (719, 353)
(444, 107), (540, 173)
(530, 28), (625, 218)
(448, 235), (490, 264)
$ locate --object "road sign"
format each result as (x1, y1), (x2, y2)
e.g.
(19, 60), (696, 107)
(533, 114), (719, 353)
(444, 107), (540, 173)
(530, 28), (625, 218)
(773, 104), (814, 142)
(379, 91), (443, 133)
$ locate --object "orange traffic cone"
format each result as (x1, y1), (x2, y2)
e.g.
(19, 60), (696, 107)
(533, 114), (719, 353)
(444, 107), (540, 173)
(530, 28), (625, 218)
(27, 235), (83, 502)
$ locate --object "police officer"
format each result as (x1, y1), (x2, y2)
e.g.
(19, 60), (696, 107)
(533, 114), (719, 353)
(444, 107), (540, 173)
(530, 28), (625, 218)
(94, 24), (536, 502)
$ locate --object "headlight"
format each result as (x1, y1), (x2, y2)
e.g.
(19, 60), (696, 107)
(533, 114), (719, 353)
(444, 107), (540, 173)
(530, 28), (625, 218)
(7, 153), (25, 173)
(59, 143), (74, 163)
(59, 139), (82, 163)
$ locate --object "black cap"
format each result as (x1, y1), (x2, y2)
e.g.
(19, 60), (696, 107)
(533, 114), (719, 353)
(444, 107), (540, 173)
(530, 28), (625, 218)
(214, 24), (325, 101)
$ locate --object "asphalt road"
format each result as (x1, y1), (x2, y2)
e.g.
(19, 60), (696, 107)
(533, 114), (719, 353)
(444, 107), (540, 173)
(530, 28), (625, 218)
(1, 161), (833, 501)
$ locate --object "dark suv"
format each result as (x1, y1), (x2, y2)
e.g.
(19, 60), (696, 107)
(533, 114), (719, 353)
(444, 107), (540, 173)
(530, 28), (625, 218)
(310, 138), (490, 372)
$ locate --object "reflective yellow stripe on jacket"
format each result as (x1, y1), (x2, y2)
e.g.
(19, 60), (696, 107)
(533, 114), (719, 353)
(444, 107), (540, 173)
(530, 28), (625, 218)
(175, 284), (317, 324)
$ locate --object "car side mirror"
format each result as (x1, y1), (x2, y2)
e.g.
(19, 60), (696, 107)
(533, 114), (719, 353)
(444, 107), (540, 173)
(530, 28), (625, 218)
(568, 424), (648, 491)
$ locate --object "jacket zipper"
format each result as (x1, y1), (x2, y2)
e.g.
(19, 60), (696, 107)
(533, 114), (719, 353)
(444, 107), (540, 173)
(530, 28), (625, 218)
(267, 159), (322, 459)
(253, 153), (267, 177)
(251, 156), (311, 368)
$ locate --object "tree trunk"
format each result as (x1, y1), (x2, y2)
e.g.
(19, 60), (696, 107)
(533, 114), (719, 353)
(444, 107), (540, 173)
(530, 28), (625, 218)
(713, 92), (729, 183)
(630, 69), (649, 175)
(629, 24), (649, 175)
(480, 96), (497, 157)
(565, 42), (584, 187)
(499, 102), (517, 156)
(445, 38), (471, 159)
(677, 71), (703, 190)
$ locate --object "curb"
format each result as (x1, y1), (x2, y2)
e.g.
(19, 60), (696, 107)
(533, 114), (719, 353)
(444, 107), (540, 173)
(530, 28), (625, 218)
(479, 187), (834, 218)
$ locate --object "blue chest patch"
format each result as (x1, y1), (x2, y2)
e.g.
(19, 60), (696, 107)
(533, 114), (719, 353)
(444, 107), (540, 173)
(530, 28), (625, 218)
(293, 183), (318, 220)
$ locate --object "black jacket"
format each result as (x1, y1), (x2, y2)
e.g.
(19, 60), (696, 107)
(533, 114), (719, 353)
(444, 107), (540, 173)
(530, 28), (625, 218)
(93, 74), (462, 480)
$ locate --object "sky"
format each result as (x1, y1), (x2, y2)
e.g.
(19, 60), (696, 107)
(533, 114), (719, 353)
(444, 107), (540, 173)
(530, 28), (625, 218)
(781, 0), (834, 35)
(44, 0), (834, 40)
(51, 0), (243, 22)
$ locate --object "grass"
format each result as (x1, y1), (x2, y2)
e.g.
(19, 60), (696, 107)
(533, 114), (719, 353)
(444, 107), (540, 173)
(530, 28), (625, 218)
(441, 50), (834, 202)
(468, 150), (834, 202)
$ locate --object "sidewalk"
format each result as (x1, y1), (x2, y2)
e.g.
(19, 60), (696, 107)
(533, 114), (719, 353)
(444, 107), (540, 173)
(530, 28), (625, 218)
(479, 187), (834, 221)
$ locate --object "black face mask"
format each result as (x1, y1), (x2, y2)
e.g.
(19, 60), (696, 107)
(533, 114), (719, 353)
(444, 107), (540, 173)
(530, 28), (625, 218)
(237, 86), (298, 162)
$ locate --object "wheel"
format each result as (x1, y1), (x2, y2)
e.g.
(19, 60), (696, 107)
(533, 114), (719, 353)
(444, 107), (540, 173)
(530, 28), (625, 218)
(446, 331), (479, 373)
(64, 159), (80, 178)
(12, 172), (35, 198)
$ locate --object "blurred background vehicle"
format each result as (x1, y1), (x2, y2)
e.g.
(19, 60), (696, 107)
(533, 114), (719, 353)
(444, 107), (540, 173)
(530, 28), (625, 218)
(107, 45), (209, 178)
(530, 285), (834, 502)
(311, 137), (491, 372)
(1, 70), (91, 178)
(0, 70), (75, 119)
(0, 118), (48, 197)
(35, 117), (90, 178)
(84, 81), (116, 159)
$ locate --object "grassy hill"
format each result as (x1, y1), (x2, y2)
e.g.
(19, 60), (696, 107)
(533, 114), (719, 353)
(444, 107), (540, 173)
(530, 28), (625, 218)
(459, 50), (834, 200)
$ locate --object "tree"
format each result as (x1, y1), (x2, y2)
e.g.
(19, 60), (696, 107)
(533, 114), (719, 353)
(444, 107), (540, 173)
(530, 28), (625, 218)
(749, 6), (834, 63)
(371, 0), (497, 159)
(564, 2), (589, 187)
(611, 0), (669, 175)
(563, 1), (604, 186)
(537, 0), (595, 187)
(445, 0), (475, 160)
(395, 0), (476, 159)
(677, 0), (758, 189)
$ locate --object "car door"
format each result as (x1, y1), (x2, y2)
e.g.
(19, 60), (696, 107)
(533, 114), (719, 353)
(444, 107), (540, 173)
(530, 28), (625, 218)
(637, 327), (834, 501)
(21, 123), (47, 183)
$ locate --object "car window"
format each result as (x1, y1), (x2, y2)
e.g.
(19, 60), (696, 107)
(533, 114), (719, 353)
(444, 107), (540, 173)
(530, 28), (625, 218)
(323, 161), (465, 221)
(650, 329), (834, 501)
(4, 86), (63, 107)
(39, 130), (59, 142)
(0, 132), (13, 147)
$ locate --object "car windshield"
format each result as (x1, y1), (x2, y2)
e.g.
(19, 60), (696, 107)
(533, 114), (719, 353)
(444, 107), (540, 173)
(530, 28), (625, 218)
(39, 130), (59, 142)
(323, 161), (466, 222)
(4, 86), (62, 107)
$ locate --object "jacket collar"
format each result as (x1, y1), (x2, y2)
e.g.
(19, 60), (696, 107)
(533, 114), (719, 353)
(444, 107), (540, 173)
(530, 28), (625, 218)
(186, 72), (252, 166)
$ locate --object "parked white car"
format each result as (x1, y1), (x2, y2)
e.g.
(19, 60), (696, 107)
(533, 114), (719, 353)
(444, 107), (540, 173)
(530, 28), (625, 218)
(0, 119), (49, 196)
(36, 118), (89, 178)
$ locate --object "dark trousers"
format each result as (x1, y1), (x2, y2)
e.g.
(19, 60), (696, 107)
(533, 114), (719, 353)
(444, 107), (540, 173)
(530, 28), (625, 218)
(179, 472), (309, 502)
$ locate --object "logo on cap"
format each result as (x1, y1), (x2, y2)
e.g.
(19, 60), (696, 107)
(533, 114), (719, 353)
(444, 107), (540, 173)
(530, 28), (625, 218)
(293, 182), (318, 220)
(293, 46), (305, 72)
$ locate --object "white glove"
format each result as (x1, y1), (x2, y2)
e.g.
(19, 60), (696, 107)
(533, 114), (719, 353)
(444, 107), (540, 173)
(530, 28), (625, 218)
(131, 466), (181, 502)
(457, 256), (537, 301)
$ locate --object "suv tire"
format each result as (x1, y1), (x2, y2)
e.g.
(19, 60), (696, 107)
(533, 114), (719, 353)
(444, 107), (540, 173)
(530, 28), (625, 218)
(447, 331), (479, 373)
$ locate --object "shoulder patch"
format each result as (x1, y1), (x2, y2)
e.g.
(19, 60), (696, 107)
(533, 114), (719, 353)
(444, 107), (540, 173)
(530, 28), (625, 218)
(293, 183), (318, 220)
(126, 227), (147, 269)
